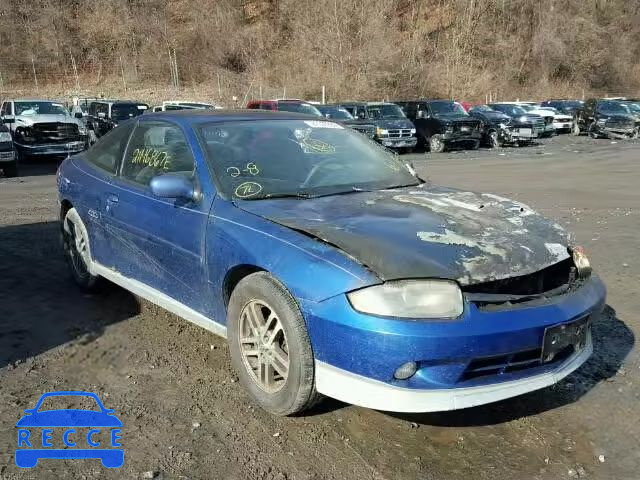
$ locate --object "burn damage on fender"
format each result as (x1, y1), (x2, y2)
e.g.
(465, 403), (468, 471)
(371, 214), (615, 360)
(237, 184), (574, 287)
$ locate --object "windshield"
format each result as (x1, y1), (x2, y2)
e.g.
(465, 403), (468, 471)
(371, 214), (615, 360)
(597, 101), (630, 115)
(470, 105), (494, 112)
(429, 101), (468, 116)
(366, 104), (406, 119)
(199, 120), (419, 200)
(112, 104), (147, 121)
(277, 103), (322, 116)
(15, 101), (68, 116)
(316, 106), (354, 120)
(491, 104), (527, 116)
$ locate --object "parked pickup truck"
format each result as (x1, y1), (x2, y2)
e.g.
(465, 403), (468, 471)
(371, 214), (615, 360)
(394, 100), (480, 152)
(0, 98), (88, 160)
(87, 100), (149, 138)
(315, 104), (376, 139)
(572, 99), (638, 139)
(339, 102), (417, 152)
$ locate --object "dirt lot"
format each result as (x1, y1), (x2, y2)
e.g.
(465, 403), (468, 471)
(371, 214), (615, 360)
(0, 134), (638, 480)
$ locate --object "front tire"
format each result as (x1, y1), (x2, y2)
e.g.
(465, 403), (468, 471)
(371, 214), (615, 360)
(572, 119), (581, 136)
(62, 207), (102, 291)
(488, 130), (501, 148)
(227, 272), (320, 415)
(2, 161), (17, 177)
(429, 134), (446, 153)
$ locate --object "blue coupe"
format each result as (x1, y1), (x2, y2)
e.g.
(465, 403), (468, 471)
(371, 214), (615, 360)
(57, 110), (606, 415)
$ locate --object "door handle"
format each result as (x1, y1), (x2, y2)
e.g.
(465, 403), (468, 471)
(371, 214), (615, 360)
(105, 194), (119, 213)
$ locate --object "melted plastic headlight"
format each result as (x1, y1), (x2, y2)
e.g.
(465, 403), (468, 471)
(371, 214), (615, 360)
(347, 280), (464, 319)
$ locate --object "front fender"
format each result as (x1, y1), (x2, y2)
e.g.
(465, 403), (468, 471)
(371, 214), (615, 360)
(206, 198), (380, 321)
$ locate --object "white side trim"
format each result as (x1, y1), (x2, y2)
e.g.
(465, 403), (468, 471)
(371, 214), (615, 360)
(315, 336), (593, 413)
(92, 262), (227, 338)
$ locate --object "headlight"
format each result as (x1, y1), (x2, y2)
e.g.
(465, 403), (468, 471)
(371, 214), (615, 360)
(0, 131), (11, 142)
(376, 127), (388, 137)
(347, 280), (464, 319)
(596, 118), (607, 126)
(78, 125), (87, 135)
(410, 128), (416, 134)
(499, 123), (508, 129)
(445, 124), (454, 133)
(518, 115), (528, 122)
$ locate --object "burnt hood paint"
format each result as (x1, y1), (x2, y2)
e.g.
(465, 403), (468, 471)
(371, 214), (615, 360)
(236, 185), (571, 285)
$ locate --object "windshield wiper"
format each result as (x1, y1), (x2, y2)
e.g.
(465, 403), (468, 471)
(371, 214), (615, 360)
(257, 192), (313, 200)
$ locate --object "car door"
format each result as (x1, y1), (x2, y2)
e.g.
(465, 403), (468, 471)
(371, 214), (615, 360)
(105, 119), (215, 312)
(77, 121), (137, 267)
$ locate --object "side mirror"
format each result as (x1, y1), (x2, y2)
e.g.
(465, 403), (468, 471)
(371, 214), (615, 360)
(2, 117), (15, 124)
(150, 174), (198, 201)
(97, 112), (106, 119)
(74, 112), (83, 119)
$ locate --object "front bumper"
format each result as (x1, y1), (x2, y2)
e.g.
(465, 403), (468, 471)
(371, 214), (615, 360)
(553, 120), (573, 131)
(442, 130), (481, 142)
(0, 149), (15, 163)
(316, 336), (592, 412)
(305, 275), (606, 412)
(601, 126), (636, 137)
(14, 140), (87, 156)
(377, 137), (417, 148)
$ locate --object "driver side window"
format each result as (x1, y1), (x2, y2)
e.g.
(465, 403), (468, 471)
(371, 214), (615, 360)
(121, 122), (195, 187)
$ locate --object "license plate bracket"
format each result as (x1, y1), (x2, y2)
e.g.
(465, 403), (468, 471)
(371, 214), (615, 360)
(542, 316), (590, 363)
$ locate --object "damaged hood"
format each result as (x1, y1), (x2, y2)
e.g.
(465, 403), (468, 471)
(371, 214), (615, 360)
(237, 185), (571, 286)
(15, 114), (82, 127)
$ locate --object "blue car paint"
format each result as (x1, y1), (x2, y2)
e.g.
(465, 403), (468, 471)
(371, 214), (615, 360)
(301, 274), (605, 388)
(57, 110), (606, 410)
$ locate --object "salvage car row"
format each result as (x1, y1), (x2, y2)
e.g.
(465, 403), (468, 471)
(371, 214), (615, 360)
(1, 95), (639, 177)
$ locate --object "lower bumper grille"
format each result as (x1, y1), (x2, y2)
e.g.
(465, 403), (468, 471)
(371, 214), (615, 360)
(461, 345), (574, 382)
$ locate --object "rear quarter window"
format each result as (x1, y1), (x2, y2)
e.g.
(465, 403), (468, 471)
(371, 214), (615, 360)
(84, 122), (135, 174)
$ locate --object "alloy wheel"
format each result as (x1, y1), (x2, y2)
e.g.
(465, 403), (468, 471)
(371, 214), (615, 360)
(238, 300), (290, 393)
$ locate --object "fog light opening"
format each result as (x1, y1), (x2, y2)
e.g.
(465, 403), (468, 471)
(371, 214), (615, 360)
(394, 361), (417, 380)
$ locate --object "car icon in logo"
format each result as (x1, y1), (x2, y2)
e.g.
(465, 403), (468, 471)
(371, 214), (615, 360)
(15, 391), (123, 468)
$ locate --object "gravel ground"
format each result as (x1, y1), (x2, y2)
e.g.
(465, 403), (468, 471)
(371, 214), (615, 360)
(0, 134), (638, 480)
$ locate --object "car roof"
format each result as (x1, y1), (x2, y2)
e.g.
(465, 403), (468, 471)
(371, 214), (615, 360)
(141, 109), (329, 124)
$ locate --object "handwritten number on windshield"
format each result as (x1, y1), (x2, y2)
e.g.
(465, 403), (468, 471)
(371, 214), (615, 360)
(227, 163), (260, 177)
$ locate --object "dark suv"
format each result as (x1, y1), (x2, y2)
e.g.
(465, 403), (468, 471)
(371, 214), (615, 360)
(572, 99), (638, 139)
(339, 102), (417, 152)
(315, 104), (376, 139)
(394, 100), (481, 152)
(88, 100), (149, 137)
(246, 100), (322, 116)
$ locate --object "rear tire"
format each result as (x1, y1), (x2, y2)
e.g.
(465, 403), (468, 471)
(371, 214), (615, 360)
(227, 272), (320, 416)
(62, 207), (102, 292)
(429, 134), (445, 153)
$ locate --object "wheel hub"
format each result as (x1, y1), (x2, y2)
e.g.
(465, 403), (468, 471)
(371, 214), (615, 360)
(238, 300), (290, 393)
